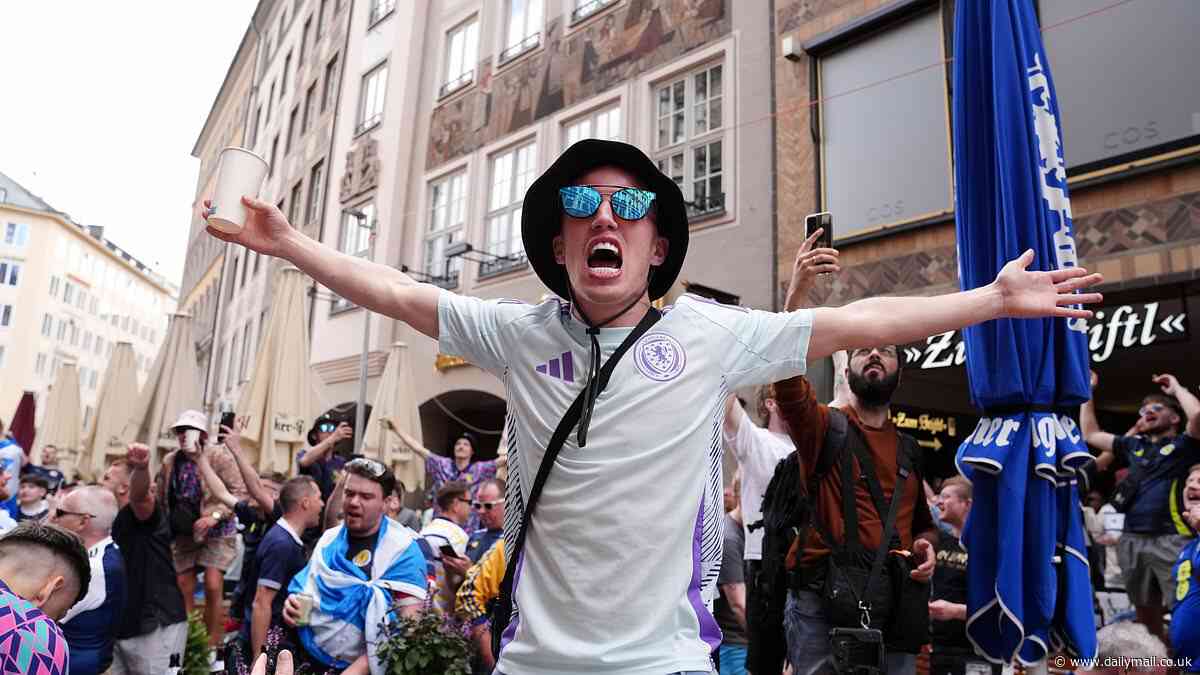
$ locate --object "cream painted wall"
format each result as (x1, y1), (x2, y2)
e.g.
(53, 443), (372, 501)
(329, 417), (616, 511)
(0, 204), (177, 439)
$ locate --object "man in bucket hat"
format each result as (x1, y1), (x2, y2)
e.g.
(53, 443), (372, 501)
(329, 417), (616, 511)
(206, 139), (1102, 674)
(158, 409), (246, 652)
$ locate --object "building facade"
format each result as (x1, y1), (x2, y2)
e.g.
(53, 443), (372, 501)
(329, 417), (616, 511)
(183, 21), (259, 414)
(772, 0), (1200, 476)
(200, 0), (353, 417)
(302, 0), (778, 456)
(0, 172), (177, 433)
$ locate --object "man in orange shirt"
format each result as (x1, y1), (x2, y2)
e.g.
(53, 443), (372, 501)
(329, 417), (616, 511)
(773, 342), (937, 675)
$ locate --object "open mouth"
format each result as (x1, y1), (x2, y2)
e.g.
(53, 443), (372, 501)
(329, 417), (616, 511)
(587, 239), (623, 279)
(865, 362), (885, 376)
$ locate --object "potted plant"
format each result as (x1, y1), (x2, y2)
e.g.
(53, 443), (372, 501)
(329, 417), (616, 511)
(376, 610), (472, 675)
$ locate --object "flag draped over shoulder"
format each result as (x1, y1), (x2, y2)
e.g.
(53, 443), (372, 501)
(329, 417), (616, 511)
(289, 517), (428, 674)
(951, 0), (1096, 664)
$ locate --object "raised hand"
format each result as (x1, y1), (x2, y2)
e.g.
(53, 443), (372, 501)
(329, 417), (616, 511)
(1152, 373), (1181, 396)
(126, 443), (151, 469)
(223, 415), (249, 452)
(784, 227), (840, 312)
(994, 250), (1103, 320)
(332, 422), (354, 443)
(203, 196), (294, 259)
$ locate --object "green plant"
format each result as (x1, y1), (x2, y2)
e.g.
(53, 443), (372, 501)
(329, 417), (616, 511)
(182, 610), (211, 675)
(376, 611), (472, 675)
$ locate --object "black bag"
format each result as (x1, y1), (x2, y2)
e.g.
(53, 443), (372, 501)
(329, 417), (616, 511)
(489, 308), (661, 656)
(745, 411), (842, 675)
(167, 459), (201, 538)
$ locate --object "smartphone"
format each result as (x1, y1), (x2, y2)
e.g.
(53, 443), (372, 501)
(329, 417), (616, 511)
(439, 544), (459, 559)
(217, 412), (237, 444)
(805, 211), (833, 249)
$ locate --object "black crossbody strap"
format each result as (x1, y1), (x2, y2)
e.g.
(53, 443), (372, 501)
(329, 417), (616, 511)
(860, 461), (909, 620)
(492, 308), (661, 643)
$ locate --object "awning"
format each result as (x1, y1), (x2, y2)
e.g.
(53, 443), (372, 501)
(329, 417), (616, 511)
(80, 341), (140, 480)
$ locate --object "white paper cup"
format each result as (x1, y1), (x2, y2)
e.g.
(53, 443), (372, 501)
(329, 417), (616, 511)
(294, 592), (315, 626)
(208, 147), (269, 234)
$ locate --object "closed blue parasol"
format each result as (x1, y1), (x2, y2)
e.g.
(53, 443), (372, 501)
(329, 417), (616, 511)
(951, 0), (1097, 664)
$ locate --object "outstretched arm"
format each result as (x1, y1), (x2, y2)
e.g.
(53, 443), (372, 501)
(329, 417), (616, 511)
(807, 250), (1101, 361)
(387, 423), (433, 460)
(223, 417), (276, 513)
(125, 444), (156, 522)
(205, 197), (442, 339)
(1081, 371), (1117, 467)
(196, 450), (239, 510)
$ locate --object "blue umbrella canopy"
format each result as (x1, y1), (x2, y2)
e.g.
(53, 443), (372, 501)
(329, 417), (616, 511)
(951, 0), (1096, 664)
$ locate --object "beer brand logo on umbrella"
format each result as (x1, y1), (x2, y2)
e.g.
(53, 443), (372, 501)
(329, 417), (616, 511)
(634, 333), (686, 382)
(1028, 53), (1085, 334)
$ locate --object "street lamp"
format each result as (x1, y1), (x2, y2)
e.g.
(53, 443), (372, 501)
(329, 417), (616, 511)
(346, 208), (372, 455)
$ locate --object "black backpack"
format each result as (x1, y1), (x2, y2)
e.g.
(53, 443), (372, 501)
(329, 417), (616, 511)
(744, 409), (844, 674)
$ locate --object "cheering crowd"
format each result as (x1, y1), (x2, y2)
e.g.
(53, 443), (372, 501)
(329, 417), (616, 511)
(7, 137), (1180, 675)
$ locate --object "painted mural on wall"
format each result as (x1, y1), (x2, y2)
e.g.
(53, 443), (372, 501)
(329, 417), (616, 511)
(428, 0), (729, 169)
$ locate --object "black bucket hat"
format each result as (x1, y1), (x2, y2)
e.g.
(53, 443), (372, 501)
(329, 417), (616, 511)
(520, 139), (689, 301)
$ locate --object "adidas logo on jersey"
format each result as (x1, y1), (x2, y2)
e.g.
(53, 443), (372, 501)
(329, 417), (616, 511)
(535, 351), (575, 382)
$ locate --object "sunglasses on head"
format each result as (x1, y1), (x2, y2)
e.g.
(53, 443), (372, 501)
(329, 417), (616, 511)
(559, 185), (656, 221)
(317, 422), (337, 433)
(346, 457), (387, 478)
(472, 499), (505, 511)
(54, 508), (93, 520)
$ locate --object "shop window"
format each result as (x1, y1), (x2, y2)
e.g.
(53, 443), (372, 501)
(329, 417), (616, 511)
(1040, 0), (1200, 171)
(816, 9), (951, 240)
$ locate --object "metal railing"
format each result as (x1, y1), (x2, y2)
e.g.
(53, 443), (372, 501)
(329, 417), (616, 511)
(438, 70), (475, 99)
(570, 0), (617, 24)
(354, 112), (382, 136)
(478, 252), (529, 278)
(368, 0), (395, 26)
(499, 33), (541, 64)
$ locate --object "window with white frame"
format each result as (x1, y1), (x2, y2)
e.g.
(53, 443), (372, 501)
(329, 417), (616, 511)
(0, 304), (11, 328)
(654, 62), (726, 218)
(95, 336), (104, 356)
(817, 9), (951, 239)
(356, 62), (388, 134)
(0, 346), (5, 369)
(484, 142), (537, 275)
(0, 261), (18, 286)
(63, 282), (76, 306)
(41, 313), (52, 337)
(424, 171), (466, 288)
(308, 161), (325, 225)
(441, 19), (479, 97)
(35, 353), (46, 375)
(502, 0), (543, 62)
(3, 223), (29, 247)
(563, 104), (622, 149)
(333, 203), (375, 310)
(49, 276), (60, 298)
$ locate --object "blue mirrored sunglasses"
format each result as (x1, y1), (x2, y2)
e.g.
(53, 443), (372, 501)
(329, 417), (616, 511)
(559, 185), (656, 221)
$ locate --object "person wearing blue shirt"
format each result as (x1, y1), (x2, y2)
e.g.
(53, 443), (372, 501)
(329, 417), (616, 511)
(465, 479), (505, 564)
(0, 426), (24, 520)
(53, 486), (126, 675)
(228, 476), (323, 674)
(1170, 463), (1200, 667)
(1082, 372), (1200, 643)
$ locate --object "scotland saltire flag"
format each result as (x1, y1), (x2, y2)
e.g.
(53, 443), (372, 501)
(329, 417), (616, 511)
(951, 0), (1097, 664)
